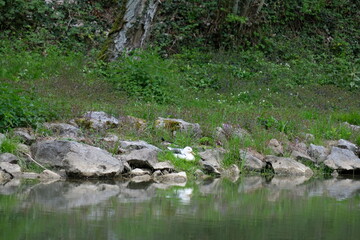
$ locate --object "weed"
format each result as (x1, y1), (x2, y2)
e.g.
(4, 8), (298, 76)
(0, 137), (19, 154)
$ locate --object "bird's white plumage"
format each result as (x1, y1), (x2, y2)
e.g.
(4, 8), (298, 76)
(168, 146), (195, 161)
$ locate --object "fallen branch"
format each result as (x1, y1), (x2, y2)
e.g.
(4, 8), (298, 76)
(24, 153), (58, 176)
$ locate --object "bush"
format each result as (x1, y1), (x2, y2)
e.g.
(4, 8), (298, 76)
(0, 84), (55, 131)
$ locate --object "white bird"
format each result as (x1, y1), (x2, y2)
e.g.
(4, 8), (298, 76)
(167, 146), (195, 161)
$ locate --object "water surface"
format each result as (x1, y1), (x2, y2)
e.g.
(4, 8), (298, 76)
(1, 176), (360, 240)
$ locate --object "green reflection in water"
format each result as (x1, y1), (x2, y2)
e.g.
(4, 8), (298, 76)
(0, 177), (360, 240)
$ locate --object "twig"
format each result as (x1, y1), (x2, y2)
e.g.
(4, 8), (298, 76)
(24, 153), (57, 175)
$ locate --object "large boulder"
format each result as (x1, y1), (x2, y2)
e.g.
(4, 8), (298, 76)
(119, 140), (160, 152)
(75, 111), (119, 130)
(337, 139), (358, 154)
(0, 162), (21, 176)
(240, 150), (266, 171)
(265, 155), (313, 176)
(31, 140), (123, 178)
(43, 123), (81, 138)
(198, 148), (226, 168)
(308, 144), (329, 163)
(324, 147), (360, 171)
(155, 117), (202, 136)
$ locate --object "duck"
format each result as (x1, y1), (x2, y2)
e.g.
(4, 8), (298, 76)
(167, 146), (195, 161)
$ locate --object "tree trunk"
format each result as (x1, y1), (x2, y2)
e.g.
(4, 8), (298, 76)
(99, 0), (160, 61)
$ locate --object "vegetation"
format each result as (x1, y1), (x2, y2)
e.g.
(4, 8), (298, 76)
(0, 0), (359, 175)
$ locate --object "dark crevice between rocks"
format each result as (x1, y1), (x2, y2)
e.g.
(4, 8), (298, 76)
(337, 169), (360, 176)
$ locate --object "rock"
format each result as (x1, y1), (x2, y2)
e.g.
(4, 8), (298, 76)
(324, 147), (360, 171)
(119, 115), (147, 130)
(130, 168), (151, 176)
(131, 174), (152, 183)
(17, 143), (31, 155)
(200, 161), (221, 176)
(344, 122), (360, 132)
(152, 161), (175, 172)
(240, 150), (266, 171)
(119, 140), (160, 152)
(198, 148), (226, 168)
(13, 128), (35, 144)
(0, 153), (18, 163)
(120, 148), (159, 169)
(155, 117), (202, 137)
(43, 122), (81, 138)
(291, 150), (314, 163)
(194, 169), (206, 179)
(222, 164), (240, 181)
(103, 134), (119, 143)
(0, 170), (12, 182)
(0, 133), (5, 145)
(337, 139), (358, 154)
(155, 172), (187, 184)
(305, 133), (315, 142)
(21, 172), (41, 179)
(308, 144), (329, 163)
(0, 162), (21, 176)
(31, 140), (123, 178)
(215, 124), (249, 143)
(265, 155), (313, 176)
(40, 170), (62, 180)
(152, 170), (162, 178)
(75, 111), (119, 130)
(267, 139), (284, 156)
(122, 161), (132, 173)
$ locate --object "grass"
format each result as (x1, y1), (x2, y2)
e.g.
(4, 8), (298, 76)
(0, 39), (359, 176)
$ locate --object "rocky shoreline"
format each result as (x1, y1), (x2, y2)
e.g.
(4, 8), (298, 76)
(1, 111), (360, 184)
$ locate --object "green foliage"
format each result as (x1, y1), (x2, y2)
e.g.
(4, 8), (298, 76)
(335, 112), (360, 126)
(0, 84), (55, 131)
(158, 151), (199, 174)
(0, 137), (18, 154)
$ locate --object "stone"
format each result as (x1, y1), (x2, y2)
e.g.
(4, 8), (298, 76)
(222, 164), (240, 182)
(13, 128), (36, 144)
(40, 170), (62, 180)
(120, 148), (159, 169)
(291, 150), (314, 163)
(152, 161), (175, 172)
(308, 144), (329, 163)
(152, 170), (162, 178)
(17, 143), (31, 155)
(156, 172), (187, 184)
(337, 139), (358, 154)
(0, 162), (21, 176)
(155, 117), (202, 137)
(0, 153), (18, 164)
(119, 115), (147, 130)
(344, 122), (360, 132)
(75, 111), (119, 130)
(31, 140), (123, 178)
(198, 148), (226, 168)
(130, 168), (151, 176)
(265, 155), (314, 176)
(43, 122), (81, 138)
(0, 170), (12, 182)
(119, 140), (160, 152)
(305, 133), (315, 142)
(194, 169), (206, 179)
(21, 172), (41, 179)
(267, 139), (284, 156)
(0, 133), (5, 145)
(215, 124), (250, 143)
(324, 147), (360, 171)
(131, 174), (152, 183)
(240, 150), (266, 171)
(200, 161), (221, 176)
(121, 161), (132, 173)
(103, 134), (119, 143)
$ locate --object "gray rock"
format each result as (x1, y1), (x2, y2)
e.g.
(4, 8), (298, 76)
(194, 169), (206, 179)
(291, 150), (314, 163)
(267, 139), (284, 156)
(265, 155), (313, 176)
(119, 115), (147, 130)
(344, 122), (360, 132)
(308, 144), (329, 163)
(155, 117), (202, 137)
(222, 164), (240, 182)
(240, 150), (266, 171)
(156, 172), (187, 184)
(0, 170), (12, 182)
(131, 174), (152, 183)
(0, 153), (18, 163)
(17, 143), (31, 155)
(119, 140), (160, 152)
(103, 134), (119, 143)
(305, 133), (315, 142)
(13, 128), (35, 144)
(337, 139), (358, 154)
(130, 168), (151, 176)
(324, 147), (360, 170)
(31, 140), (123, 178)
(152, 161), (175, 172)
(121, 161), (132, 173)
(0, 162), (21, 176)
(43, 122), (81, 138)
(152, 170), (162, 178)
(0, 133), (5, 145)
(76, 111), (119, 130)
(198, 148), (226, 168)
(200, 161), (221, 176)
(120, 148), (159, 169)
(21, 172), (41, 179)
(215, 124), (249, 142)
(40, 170), (62, 180)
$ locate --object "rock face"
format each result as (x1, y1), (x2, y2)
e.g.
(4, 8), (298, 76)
(31, 140), (123, 178)
(43, 123), (81, 138)
(324, 147), (360, 171)
(119, 141), (161, 169)
(240, 150), (266, 171)
(0, 153), (18, 163)
(75, 111), (119, 130)
(308, 144), (329, 163)
(265, 155), (313, 176)
(155, 117), (202, 136)
(199, 148), (226, 167)
(337, 139), (358, 154)
(0, 162), (22, 176)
